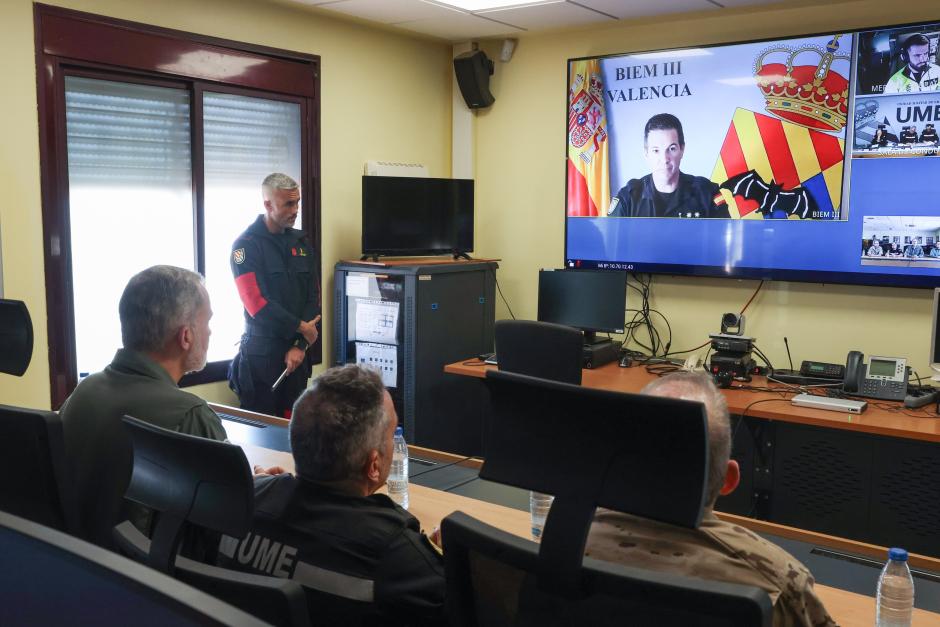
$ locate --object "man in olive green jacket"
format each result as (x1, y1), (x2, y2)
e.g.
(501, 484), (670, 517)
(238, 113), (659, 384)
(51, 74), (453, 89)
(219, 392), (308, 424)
(59, 265), (227, 548)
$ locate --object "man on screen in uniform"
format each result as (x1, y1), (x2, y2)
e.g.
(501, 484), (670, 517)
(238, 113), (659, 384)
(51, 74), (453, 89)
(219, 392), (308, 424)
(608, 113), (730, 219)
(229, 173), (321, 418)
(866, 238), (884, 257)
(905, 239), (925, 258)
(884, 34), (940, 94)
(921, 123), (939, 144)
(871, 125), (890, 148)
(900, 126), (919, 144)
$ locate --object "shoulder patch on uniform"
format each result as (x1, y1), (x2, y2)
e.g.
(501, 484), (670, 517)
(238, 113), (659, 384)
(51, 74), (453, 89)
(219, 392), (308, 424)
(607, 197), (620, 216)
(233, 248), (246, 264)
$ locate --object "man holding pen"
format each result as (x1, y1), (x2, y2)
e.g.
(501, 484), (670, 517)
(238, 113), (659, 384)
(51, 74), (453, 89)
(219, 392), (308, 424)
(229, 173), (321, 418)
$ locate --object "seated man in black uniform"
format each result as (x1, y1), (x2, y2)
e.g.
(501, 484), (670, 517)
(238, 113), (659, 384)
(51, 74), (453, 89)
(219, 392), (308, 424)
(608, 113), (729, 219)
(871, 124), (889, 147)
(921, 123), (939, 144)
(218, 365), (445, 626)
(900, 125), (919, 144)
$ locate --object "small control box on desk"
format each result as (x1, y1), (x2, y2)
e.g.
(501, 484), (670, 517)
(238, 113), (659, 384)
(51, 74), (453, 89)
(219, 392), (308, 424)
(333, 260), (497, 455)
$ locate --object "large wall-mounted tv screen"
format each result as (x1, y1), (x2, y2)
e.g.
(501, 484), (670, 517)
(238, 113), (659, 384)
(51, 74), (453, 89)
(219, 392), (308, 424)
(565, 21), (940, 287)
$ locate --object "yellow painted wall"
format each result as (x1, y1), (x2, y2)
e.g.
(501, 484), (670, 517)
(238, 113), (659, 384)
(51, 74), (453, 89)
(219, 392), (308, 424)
(473, 0), (940, 379)
(5, 0), (940, 409)
(0, 0), (452, 408)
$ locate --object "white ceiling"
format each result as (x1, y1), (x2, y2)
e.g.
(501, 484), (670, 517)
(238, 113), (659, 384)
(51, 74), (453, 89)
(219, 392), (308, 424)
(292, 0), (793, 42)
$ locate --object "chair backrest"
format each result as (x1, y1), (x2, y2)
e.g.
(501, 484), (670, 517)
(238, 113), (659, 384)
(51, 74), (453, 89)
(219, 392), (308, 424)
(120, 415), (254, 573)
(0, 404), (74, 532)
(442, 511), (771, 627)
(0, 299), (33, 376)
(116, 417), (310, 626)
(494, 320), (583, 384)
(1, 511), (267, 627)
(115, 521), (310, 627)
(482, 369), (709, 594)
(445, 370), (772, 625)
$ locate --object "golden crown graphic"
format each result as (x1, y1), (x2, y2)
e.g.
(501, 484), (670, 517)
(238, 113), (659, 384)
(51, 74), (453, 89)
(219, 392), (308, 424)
(754, 35), (850, 132)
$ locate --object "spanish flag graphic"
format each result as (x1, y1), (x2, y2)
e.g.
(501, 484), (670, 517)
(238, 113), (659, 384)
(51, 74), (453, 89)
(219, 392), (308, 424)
(566, 59), (610, 217)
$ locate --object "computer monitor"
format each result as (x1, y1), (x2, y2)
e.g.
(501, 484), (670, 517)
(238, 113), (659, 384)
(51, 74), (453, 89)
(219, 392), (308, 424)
(930, 288), (940, 381)
(537, 269), (627, 344)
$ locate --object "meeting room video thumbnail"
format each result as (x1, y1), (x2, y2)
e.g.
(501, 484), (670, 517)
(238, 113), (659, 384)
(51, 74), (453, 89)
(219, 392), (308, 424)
(853, 94), (940, 156)
(860, 215), (940, 266)
(565, 33), (849, 221)
(855, 23), (940, 96)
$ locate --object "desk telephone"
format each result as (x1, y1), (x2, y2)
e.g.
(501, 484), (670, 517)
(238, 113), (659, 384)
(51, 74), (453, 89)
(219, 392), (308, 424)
(842, 351), (909, 401)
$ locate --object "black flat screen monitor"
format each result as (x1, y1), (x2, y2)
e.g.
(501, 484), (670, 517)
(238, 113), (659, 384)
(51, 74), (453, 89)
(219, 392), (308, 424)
(565, 19), (940, 288)
(362, 176), (473, 256)
(538, 269), (627, 341)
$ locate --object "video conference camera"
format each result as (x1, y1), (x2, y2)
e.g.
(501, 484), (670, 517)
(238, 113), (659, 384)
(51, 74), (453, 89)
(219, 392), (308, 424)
(709, 313), (755, 388)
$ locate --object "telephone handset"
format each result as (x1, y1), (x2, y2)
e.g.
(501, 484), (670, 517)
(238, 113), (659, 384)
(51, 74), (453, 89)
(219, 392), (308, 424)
(843, 350), (909, 401)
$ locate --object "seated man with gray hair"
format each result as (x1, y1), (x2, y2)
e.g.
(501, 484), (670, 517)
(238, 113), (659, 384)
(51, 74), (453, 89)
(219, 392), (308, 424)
(59, 265), (227, 548)
(585, 372), (834, 627)
(218, 365), (444, 626)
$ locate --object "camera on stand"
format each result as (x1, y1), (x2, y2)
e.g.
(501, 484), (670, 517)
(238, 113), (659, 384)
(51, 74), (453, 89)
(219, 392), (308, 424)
(708, 313), (755, 388)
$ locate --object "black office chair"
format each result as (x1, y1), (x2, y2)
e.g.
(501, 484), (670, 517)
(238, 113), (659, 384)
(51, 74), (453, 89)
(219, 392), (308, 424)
(0, 511), (267, 627)
(441, 370), (772, 626)
(0, 404), (75, 533)
(113, 415), (310, 627)
(494, 319), (583, 384)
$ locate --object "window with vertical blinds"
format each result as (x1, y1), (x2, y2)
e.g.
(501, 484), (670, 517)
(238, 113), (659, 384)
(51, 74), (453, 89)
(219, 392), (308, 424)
(65, 76), (194, 377)
(203, 91), (302, 363)
(36, 5), (320, 406)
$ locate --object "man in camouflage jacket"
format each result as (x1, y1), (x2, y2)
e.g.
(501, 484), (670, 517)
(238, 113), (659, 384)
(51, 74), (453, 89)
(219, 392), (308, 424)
(586, 373), (835, 627)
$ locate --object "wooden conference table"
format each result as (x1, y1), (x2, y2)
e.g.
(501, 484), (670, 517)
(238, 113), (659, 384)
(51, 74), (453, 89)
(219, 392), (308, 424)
(443, 359), (940, 442)
(211, 403), (940, 626)
(239, 441), (939, 626)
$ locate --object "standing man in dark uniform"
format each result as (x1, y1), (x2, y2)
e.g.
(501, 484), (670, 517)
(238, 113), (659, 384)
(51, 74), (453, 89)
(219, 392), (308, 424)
(230, 173), (320, 418)
(608, 113), (729, 219)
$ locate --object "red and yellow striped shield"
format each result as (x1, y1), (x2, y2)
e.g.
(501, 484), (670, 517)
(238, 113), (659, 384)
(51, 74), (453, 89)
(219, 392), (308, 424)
(711, 108), (845, 219)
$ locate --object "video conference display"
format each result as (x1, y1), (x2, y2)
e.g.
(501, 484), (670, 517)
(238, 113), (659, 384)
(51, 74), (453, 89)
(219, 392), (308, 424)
(565, 20), (940, 287)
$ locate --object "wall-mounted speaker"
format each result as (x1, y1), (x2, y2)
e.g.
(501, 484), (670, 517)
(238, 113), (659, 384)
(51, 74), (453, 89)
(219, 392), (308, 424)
(454, 50), (495, 110)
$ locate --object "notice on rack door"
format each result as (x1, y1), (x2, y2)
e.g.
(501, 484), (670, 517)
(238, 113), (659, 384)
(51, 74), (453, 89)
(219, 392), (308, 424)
(345, 273), (371, 298)
(356, 342), (398, 388)
(354, 298), (399, 344)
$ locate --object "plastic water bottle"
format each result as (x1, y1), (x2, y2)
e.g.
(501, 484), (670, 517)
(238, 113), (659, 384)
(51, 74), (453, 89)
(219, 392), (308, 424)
(529, 491), (554, 542)
(388, 426), (409, 510)
(876, 547), (914, 627)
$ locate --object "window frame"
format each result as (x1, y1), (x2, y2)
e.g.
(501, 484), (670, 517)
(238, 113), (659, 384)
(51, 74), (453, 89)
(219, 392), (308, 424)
(35, 3), (322, 407)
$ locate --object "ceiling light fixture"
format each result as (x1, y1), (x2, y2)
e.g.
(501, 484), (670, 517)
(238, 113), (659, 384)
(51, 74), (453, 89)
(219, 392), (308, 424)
(428, 0), (559, 11)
